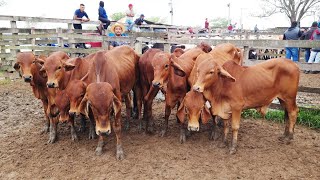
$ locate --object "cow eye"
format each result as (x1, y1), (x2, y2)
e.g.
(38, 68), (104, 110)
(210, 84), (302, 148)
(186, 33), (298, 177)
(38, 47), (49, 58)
(209, 71), (214, 74)
(164, 64), (169, 68)
(57, 66), (61, 70)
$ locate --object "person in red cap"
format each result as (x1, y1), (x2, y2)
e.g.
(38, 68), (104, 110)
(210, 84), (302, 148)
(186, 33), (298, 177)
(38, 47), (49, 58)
(125, 3), (135, 31)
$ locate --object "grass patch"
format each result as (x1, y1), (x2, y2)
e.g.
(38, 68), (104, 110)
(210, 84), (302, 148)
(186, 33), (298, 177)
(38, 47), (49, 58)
(0, 78), (11, 85)
(242, 108), (320, 129)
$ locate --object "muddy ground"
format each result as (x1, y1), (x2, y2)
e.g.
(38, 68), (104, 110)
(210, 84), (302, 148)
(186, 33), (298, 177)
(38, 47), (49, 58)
(0, 73), (319, 179)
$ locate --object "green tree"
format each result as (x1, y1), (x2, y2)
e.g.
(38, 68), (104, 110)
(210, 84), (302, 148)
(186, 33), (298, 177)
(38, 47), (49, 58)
(210, 17), (228, 28)
(145, 16), (167, 24)
(110, 12), (126, 21)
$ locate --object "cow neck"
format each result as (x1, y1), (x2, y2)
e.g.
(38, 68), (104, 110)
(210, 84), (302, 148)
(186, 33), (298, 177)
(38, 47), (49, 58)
(204, 76), (225, 105)
(59, 70), (72, 90)
(31, 63), (46, 88)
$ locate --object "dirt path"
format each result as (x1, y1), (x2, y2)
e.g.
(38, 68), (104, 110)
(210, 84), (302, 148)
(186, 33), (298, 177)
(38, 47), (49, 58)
(0, 79), (319, 180)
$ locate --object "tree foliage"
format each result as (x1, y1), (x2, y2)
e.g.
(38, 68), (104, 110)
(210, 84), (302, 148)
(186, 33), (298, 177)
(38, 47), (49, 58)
(110, 12), (126, 21)
(145, 16), (167, 24)
(258, 0), (320, 22)
(210, 17), (228, 28)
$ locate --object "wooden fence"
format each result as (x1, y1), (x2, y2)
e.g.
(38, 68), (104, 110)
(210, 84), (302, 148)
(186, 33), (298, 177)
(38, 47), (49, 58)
(0, 15), (319, 110)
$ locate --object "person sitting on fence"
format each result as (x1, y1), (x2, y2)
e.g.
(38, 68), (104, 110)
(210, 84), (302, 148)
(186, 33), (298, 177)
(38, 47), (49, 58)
(283, 21), (303, 62)
(73, 4), (90, 30)
(109, 23), (128, 49)
(125, 4), (135, 32)
(97, 1), (111, 35)
(307, 22), (320, 64)
(300, 21), (318, 62)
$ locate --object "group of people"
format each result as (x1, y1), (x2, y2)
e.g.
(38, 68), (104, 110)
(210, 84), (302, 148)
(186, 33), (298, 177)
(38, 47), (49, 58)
(73, 2), (149, 39)
(283, 21), (320, 64)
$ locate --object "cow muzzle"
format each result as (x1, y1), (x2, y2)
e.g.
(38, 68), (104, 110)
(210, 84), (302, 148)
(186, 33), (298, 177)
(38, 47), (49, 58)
(152, 81), (161, 88)
(47, 82), (57, 88)
(69, 112), (76, 118)
(23, 75), (32, 82)
(193, 85), (203, 93)
(188, 120), (200, 131)
(97, 129), (111, 136)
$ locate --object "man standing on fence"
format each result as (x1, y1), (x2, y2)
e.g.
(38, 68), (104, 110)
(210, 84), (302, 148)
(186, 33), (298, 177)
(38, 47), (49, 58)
(283, 21), (303, 62)
(73, 4), (90, 30)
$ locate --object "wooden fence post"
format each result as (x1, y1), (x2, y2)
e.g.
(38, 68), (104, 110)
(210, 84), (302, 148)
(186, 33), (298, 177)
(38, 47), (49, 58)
(67, 23), (75, 57)
(134, 40), (142, 55)
(56, 27), (63, 47)
(164, 43), (170, 53)
(0, 32), (5, 70)
(243, 45), (249, 63)
(31, 27), (36, 52)
(8, 21), (18, 72)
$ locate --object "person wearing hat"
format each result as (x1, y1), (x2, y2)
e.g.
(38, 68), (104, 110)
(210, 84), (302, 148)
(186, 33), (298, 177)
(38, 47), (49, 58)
(125, 4), (135, 31)
(109, 23), (127, 49)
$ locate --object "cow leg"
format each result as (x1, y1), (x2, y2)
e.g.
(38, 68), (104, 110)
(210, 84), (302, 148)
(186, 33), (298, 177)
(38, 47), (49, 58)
(180, 123), (187, 144)
(278, 99), (290, 141)
(219, 120), (229, 148)
(209, 116), (222, 141)
(113, 117), (124, 160)
(160, 104), (171, 137)
(95, 135), (105, 156)
(133, 85), (143, 131)
(48, 117), (58, 144)
(123, 93), (132, 131)
(79, 114), (87, 133)
(230, 110), (241, 155)
(68, 116), (78, 141)
(40, 99), (50, 134)
(144, 87), (159, 134)
(132, 90), (138, 119)
(279, 99), (298, 144)
(88, 108), (96, 139)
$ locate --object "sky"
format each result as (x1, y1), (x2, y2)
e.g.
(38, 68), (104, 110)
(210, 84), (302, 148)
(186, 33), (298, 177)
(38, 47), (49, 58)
(0, 0), (318, 30)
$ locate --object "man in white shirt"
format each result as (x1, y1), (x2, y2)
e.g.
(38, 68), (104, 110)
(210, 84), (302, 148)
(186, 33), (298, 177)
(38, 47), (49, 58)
(125, 4), (135, 31)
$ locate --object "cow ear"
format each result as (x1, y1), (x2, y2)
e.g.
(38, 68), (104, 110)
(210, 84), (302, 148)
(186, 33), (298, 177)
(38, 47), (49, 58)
(34, 58), (45, 65)
(39, 66), (47, 78)
(201, 105), (211, 124)
(170, 55), (186, 77)
(13, 63), (20, 71)
(112, 95), (122, 117)
(62, 61), (76, 71)
(79, 95), (89, 118)
(176, 99), (186, 123)
(218, 67), (236, 82)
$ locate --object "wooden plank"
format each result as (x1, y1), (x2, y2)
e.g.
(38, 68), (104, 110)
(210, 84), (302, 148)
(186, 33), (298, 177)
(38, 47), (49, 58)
(298, 86), (320, 94)
(269, 103), (319, 111)
(243, 59), (320, 71)
(2, 46), (102, 53)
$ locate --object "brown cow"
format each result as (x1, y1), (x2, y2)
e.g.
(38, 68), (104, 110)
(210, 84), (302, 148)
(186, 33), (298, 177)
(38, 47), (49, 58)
(177, 43), (243, 142)
(66, 46), (141, 132)
(79, 82), (123, 159)
(139, 48), (185, 134)
(192, 58), (299, 154)
(14, 52), (59, 143)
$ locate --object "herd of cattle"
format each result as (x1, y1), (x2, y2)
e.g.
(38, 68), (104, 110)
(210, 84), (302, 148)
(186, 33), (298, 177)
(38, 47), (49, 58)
(13, 42), (300, 160)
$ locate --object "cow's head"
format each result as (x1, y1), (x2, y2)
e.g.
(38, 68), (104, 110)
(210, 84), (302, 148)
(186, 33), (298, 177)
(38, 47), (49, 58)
(193, 60), (235, 93)
(35, 51), (70, 88)
(65, 79), (87, 116)
(14, 52), (40, 83)
(55, 90), (70, 122)
(177, 91), (211, 131)
(169, 54), (186, 77)
(79, 83), (121, 136)
(151, 52), (171, 88)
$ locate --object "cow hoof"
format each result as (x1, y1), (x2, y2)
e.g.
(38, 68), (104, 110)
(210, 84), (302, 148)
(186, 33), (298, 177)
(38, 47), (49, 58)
(229, 148), (237, 155)
(116, 150), (125, 161)
(180, 134), (186, 144)
(159, 130), (167, 137)
(89, 132), (96, 140)
(71, 134), (78, 141)
(95, 147), (103, 156)
(47, 136), (56, 144)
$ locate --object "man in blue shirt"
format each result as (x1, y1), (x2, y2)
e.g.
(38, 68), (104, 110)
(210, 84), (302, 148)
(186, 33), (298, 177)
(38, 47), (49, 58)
(283, 21), (303, 62)
(97, 1), (110, 35)
(73, 4), (90, 30)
